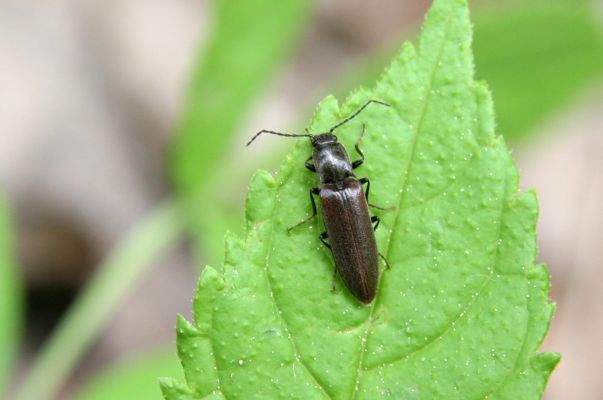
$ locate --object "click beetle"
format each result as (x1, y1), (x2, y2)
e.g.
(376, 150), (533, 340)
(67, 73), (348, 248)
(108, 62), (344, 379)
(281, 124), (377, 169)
(246, 100), (390, 303)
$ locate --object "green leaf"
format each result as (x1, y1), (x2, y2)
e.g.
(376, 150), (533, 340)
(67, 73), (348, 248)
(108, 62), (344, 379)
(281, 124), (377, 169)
(473, 0), (603, 140)
(75, 350), (181, 400)
(169, 0), (311, 263)
(0, 195), (22, 396)
(163, 0), (559, 398)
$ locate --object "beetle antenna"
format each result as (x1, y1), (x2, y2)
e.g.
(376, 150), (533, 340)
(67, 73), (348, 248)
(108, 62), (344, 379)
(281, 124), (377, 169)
(246, 130), (314, 146)
(327, 100), (391, 134)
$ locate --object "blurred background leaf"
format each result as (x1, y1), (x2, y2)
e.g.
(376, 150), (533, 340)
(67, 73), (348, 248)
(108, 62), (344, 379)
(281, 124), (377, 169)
(14, 202), (184, 400)
(75, 349), (180, 400)
(0, 195), (22, 396)
(170, 0), (312, 263)
(472, 0), (603, 140)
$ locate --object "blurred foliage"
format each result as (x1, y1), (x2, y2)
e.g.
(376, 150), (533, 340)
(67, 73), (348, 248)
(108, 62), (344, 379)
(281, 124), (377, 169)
(75, 350), (181, 400)
(169, 0), (312, 262)
(472, 0), (603, 139)
(14, 202), (184, 400)
(0, 195), (22, 397)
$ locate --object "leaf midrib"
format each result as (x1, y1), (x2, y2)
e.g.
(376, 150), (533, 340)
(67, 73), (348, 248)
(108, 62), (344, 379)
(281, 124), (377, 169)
(350, 13), (455, 399)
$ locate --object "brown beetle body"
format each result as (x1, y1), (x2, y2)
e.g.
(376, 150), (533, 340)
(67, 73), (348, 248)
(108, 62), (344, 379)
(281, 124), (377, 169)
(320, 180), (378, 303)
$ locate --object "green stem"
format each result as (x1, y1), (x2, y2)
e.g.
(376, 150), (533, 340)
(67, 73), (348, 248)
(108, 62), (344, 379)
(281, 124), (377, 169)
(14, 200), (185, 400)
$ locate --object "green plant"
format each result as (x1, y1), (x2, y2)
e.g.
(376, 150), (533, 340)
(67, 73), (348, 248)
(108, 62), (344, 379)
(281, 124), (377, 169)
(170, 0), (311, 264)
(12, 202), (184, 400)
(160, 0), (559, 398)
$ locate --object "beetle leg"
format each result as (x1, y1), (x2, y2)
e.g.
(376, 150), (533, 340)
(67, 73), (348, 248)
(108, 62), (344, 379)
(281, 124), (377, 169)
(378, 252), (391, 269)
(352, 123), (366, 169)
(331, 267), (338, 292)
(318, 231), (337, 292)
(304, 155), (316, 172)
(371, 215), (380, 231)
(287, 187), (320, 234)
(319, 231), (331, 249)
(371, 216), (391, 268)
(371, 203), (394, 210)
(359, 177), (392, 210)
(359, 177), (370, 200)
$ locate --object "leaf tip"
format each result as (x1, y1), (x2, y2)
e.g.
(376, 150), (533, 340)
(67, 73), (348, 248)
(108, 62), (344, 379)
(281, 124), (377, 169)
(531, 351), (561, 374)
(159, 377), (193, 399)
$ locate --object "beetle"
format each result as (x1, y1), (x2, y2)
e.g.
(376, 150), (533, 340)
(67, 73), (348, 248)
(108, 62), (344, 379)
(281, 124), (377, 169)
(246, 100), (390, 303)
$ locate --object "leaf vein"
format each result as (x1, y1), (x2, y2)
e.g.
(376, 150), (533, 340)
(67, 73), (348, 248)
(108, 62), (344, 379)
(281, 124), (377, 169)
(367, 273), (494, 371)
(261, 183), (333, 399)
